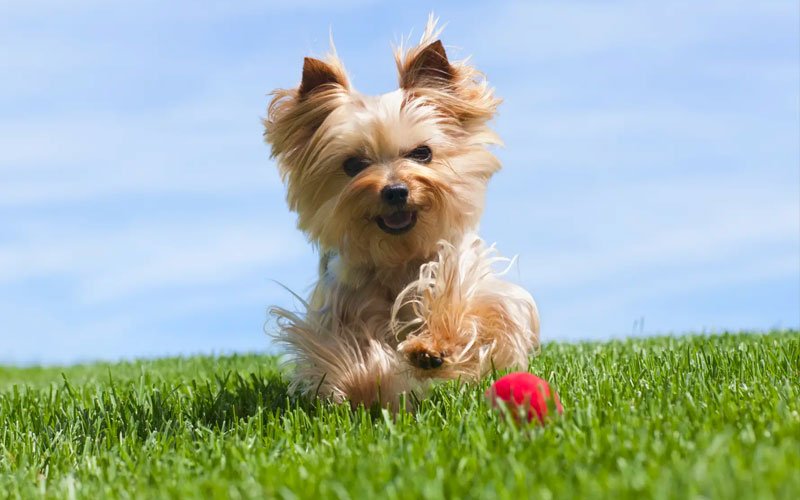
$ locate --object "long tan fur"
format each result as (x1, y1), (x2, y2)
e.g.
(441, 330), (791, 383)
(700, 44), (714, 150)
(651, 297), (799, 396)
(264, 16), (539, 409)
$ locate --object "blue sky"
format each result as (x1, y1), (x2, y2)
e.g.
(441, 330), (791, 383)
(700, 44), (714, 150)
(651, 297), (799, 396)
(1, 1), (798, 365)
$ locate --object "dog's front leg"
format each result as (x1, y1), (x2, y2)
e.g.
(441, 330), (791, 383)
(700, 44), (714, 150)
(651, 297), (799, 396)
(394, 235), (540, 380)
(273, 273), (421, 409)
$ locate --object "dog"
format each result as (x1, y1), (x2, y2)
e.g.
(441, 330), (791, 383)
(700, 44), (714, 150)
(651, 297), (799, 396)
(263, 17), (539, 409)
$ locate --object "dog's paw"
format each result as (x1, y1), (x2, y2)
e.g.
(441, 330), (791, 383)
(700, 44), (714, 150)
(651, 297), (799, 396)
(408, 350), (444, 370)
(399, 337), (450, 371)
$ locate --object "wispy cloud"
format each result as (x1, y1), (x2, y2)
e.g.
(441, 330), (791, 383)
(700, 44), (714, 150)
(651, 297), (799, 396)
(468, 1), (796, 62)
(1, 216), (309, 299)
(497, 171), (799, 340)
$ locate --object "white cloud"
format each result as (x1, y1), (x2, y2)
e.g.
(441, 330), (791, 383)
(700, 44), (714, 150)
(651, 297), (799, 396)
(0, 216), (310, 301)
(78, 223), (308, 303)
(0, 0), (378, 19)
(467, 0), (796, 62)
(540, 249), (799, 341)
(502, 174), (799, 288)
(0, 71), (283, 204)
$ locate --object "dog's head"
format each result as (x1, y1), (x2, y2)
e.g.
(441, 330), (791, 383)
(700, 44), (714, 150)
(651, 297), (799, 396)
(264, 19), (501, 269)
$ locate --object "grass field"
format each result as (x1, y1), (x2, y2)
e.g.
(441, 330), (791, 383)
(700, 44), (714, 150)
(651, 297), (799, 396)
(1, 331), (798, 499)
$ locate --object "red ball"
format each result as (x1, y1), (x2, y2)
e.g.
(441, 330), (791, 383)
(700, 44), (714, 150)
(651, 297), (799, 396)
(485, 372), (563, 424)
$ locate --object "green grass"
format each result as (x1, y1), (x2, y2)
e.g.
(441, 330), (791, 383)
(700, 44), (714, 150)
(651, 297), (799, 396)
(1, 332), (798, 499)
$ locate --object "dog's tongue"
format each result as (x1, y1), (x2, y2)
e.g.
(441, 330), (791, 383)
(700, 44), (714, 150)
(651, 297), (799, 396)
(381, 211), (413, 229)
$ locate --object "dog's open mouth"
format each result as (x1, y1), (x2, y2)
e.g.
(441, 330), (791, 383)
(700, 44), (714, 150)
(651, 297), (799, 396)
(376, 210), (417, 235)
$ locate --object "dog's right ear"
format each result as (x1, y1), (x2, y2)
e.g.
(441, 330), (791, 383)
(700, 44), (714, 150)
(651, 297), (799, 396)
(264, 55), (350, 166)
(299, 57), (349, 97)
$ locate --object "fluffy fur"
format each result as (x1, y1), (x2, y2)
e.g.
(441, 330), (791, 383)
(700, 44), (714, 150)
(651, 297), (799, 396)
(264, 17), (539, 409)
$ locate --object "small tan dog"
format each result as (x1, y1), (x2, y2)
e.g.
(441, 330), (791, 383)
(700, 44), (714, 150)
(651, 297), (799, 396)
(264, 18), (539, 408)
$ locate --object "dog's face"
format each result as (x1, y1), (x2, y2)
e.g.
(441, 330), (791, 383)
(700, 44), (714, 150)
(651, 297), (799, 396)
(265, 30), (501, 269)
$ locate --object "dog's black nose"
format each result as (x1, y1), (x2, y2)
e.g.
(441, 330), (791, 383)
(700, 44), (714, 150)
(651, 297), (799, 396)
(381, 183), (409, 206)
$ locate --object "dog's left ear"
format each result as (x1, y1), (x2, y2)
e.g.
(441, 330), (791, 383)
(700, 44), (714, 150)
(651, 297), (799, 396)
(399, 40), (453, 89)
(397, 37), (500, 124)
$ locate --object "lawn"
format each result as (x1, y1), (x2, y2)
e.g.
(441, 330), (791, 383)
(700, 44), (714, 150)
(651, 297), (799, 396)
(1, 331), (798, 499)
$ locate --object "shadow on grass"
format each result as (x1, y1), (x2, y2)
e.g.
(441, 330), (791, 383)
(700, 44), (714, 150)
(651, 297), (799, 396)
(185, 371), (315, 427)
(187, 371), (421, 427)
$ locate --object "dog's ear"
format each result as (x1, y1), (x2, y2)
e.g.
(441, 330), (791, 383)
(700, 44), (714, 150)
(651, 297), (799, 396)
(396, 36), (500, 124)
(265, 54), (350, 157)
(399, 40), (454, 89)
(299, 57), (349, 97)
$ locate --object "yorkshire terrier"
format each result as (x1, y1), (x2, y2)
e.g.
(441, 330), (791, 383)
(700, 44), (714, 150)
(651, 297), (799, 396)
(263, 18), (539, 409)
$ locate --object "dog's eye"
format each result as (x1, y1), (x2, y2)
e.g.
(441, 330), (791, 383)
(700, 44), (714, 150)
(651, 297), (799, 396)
(343, 157), (370, 177)
(405, 145), (432, 164)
